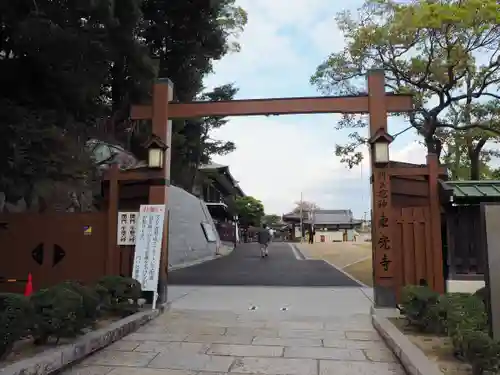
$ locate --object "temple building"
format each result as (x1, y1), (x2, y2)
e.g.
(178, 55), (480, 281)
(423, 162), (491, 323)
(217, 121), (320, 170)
(282, 209), (363, 242)
(193, 163), (245, 242)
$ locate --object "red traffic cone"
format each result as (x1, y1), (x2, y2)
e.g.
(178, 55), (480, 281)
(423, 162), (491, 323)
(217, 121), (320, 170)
(24, 273), (33, 297)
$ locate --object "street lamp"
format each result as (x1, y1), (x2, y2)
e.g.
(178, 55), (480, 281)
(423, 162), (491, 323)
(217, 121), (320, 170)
(368, 128), (394, 165)
(143, 134), (168, 169)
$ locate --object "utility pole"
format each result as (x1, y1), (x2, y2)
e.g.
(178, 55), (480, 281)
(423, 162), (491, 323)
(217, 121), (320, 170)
(299, 192), (303, 242)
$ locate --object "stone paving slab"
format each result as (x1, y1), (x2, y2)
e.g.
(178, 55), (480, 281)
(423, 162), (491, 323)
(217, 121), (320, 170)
(185, 334), (254, 345)
(320, 360), (405, 375)
(62, 366), (115, 375)
(82, 350), (158, 367)
(284, 346), (366, 361)
(62, 303), (405, 375)
(147, 352), (235, 372)
(252, 337), (323, 347)
(207, 344), (284, 357)
(230, 357), (317, 375)
(134, 341), (209, 353)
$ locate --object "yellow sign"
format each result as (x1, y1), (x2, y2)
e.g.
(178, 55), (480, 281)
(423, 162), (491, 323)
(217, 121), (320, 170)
(84, 226), (92, 236)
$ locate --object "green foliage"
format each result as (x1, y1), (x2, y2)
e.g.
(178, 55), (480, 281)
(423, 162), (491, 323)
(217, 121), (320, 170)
(262, 214), (281, 226)
(473, 287), (488, 306)
(311, 0), (500, 170)
(96, 276), (142, 317)
(59, 281), (101, 324)
(401, 285), (498, 375)
(141, 0), (247, 191)
(0, 294), (33, 360)
(400, 285), (440, 331)
(171, 84), (239, 190)
(0, 0), (248, 204)
(233, 196), (265, 227)
(443, 293), (487, 337)
(30, 286), (86, 344)
(463, 330), (500, 375)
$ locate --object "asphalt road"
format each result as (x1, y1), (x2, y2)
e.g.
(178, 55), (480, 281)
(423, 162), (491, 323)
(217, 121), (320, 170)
(169, 242), (361, 287)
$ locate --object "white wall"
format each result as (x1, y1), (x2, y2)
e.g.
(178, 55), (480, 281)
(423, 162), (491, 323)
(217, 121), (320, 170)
(167, 185), (221, 269)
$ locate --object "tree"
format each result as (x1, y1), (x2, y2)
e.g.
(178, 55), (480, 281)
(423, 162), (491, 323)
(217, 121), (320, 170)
(234, 196), (265, 227)
(262, 214), (281, 226)
(440, 102), (500, 179)
(172, 83), (238, 191)
(311, 0), (500, 168)
(0, 0), (248, 208)
(138, 0), (247, 190)
(293, 201), (320, 214)
(0, 0), (117, 205)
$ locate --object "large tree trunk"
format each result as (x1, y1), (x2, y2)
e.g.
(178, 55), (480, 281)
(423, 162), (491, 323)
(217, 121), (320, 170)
(469, 153), (480, 180)
(467, 137), (487, 181)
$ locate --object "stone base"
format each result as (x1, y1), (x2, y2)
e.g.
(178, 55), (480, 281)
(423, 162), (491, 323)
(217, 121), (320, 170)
(446, 279), (484, 293)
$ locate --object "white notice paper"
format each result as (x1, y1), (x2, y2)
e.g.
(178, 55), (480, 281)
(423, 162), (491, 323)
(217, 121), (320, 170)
(117, 212), (139, 245)
(132, 205), (165, 292)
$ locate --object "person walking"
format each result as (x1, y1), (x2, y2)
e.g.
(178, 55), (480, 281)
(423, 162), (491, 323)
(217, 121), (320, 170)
(308, 228), (315, 244)
(257, 224), (271, 258)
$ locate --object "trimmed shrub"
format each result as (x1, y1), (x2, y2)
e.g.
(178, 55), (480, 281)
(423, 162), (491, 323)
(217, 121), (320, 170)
(96, 276), (142, 317)
(0, 294), (33, 360)
(444, 293), (487, 337)
(463, 330), (500, 375)
(473, 287), (488, 307)
(400, 284), (499, 375)
(93, 283), (111, 311)
(30, 285), (86, 344)
(400, 285), (440, 332)
(59, 281), (101, 324)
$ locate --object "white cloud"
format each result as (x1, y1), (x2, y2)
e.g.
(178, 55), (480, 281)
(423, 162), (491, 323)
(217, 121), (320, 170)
(202, 0), (426, 217)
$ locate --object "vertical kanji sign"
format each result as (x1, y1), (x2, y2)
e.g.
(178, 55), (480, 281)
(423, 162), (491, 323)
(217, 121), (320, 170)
(373, 169), (393, 279)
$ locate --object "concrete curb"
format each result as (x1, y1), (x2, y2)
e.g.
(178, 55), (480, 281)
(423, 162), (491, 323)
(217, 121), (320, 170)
(0, 302), (170, 375)
(371, 307), (442, 375)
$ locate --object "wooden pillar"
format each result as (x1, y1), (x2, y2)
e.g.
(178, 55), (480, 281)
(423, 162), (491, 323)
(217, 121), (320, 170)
(148, 78), (173, 303)
(106, 164), (120, 274)
(427, 153), (445, 293)
(368, 70), (396, 307)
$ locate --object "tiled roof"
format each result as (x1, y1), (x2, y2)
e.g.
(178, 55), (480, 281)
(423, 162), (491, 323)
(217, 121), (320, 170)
(439, 180), (500, 202)
(283, 209), (361, 225)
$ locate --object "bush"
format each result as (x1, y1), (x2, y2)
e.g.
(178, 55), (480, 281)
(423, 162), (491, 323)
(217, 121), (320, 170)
(93, 283), (111, 311)
(59, 281), (101, 324)
(30, 285), (86, 344)
(473, 287), (488, 307)
(0, 294), (33, 359)
(443, 293), (487, 337)
(96, 276), (142, 317)
(400, 284), (500, 375)
(400, 285), (440, 332)
(463, 330), (500, 375)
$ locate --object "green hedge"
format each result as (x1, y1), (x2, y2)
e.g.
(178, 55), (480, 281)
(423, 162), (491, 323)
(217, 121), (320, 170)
(400, 285), (498, 375)
(0, 294), (33, 360)
(0, 275), (142, 358)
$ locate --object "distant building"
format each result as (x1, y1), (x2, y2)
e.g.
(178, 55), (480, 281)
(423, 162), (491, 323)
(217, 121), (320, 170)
(282, 209), (363, 242)
(193, 163), (245, 243)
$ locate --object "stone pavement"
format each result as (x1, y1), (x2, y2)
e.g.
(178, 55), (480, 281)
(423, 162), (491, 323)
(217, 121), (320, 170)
(63, 286), (404, 375)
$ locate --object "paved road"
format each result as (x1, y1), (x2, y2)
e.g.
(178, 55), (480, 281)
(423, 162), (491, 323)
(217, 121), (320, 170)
(169, 242), (361, 287)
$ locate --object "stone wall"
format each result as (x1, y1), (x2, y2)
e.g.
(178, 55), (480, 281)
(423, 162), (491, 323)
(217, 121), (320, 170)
(167, 185), (221, 268)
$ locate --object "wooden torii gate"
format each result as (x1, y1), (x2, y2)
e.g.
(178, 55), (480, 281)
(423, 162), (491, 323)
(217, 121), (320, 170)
(129, 69), (443, 307)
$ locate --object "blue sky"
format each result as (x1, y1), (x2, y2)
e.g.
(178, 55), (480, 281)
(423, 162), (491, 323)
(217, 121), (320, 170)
(203, 0), (427, 217)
